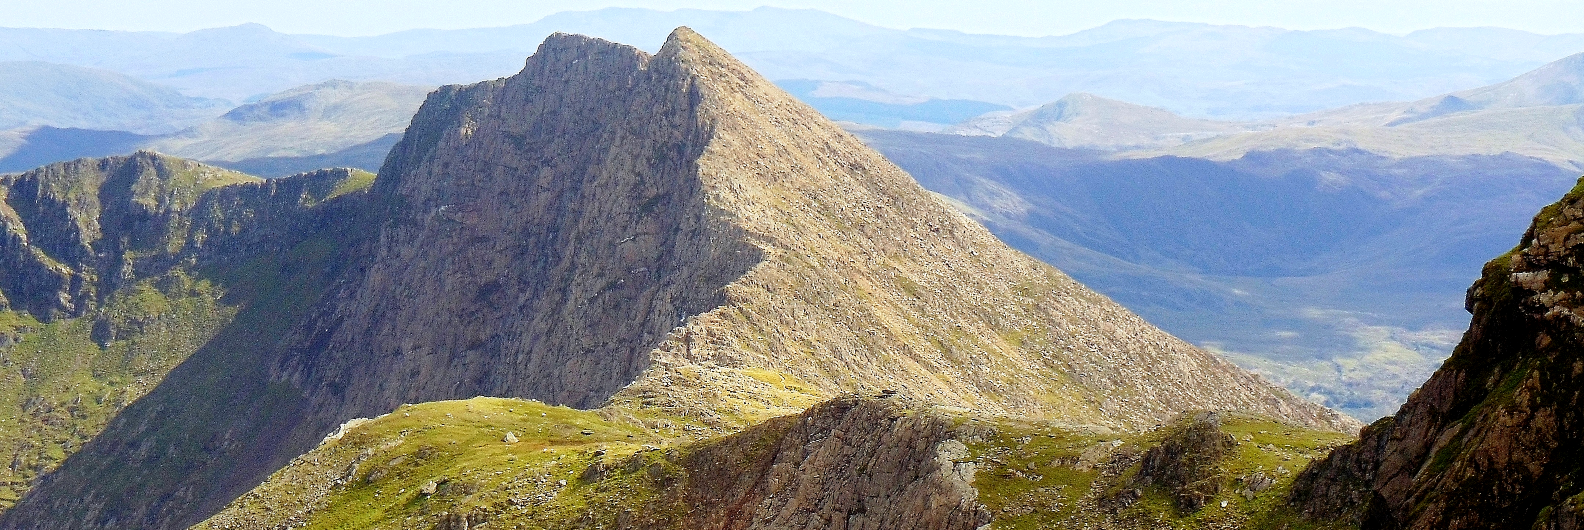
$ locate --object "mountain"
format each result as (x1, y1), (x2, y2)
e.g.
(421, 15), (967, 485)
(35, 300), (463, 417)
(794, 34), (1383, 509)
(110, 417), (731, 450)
(1141, 52), (1584, 168)
(859, 130), (1581, 420)
(146, 80), (430, 164)
(0, 29), (1348, 528)
(946, 93), (1253, 149)
(0, 62), (224, 134)
(0, 80), (429, 176)
(4, 10), (1584, 120)
(1289, 177), (1584, 528)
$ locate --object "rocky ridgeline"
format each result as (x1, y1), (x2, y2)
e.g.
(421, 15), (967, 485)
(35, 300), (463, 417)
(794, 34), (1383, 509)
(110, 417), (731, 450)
(0, 28), (1351, 529)
(0, 153), (258, 319)
(1290, 178), (1584, 528)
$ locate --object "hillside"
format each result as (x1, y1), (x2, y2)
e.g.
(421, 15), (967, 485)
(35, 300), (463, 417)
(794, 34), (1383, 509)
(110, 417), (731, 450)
(947, 93), (1253, 150)
(0, 81), (429, 176)
(1138, 52), (1584, 168)
(0, 62), (224, 134)
(0, 29), (1348, 529)
(0, 152), (383, 512)
(147, 80), (430, 168)
(198, 396), (1354, 529)
(1290, 177), (1584, 528)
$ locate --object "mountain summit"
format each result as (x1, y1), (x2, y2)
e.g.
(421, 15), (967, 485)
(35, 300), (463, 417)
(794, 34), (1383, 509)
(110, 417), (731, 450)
(0, 28), (1349, 528)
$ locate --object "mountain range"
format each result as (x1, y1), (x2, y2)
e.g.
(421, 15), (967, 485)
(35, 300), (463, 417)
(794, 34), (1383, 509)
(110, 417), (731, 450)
(948, 50), (1584, 169)
(0, 17), (1581, 529)
(0, 29), (1348, 528)
(0, 62), (225, 134)
(0, 80), (427, 175)
(3, 8), (1584, 125)
(2, 23), (1579, 423)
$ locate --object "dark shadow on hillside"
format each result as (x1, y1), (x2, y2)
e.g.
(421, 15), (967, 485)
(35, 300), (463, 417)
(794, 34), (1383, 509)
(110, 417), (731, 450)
(211, 133), (402, 177)
(0, 127), (155, 173)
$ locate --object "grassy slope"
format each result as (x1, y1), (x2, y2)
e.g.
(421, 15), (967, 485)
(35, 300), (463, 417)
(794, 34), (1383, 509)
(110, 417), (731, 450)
(0, 165), (376, 514)
(0, 275), (234, 508)
(970, 415), (1355, 530)
(200, 397), (1357, 530)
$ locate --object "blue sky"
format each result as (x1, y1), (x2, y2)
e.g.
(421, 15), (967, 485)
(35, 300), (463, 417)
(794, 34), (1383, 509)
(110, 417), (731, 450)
(1, 0), (1581, 36)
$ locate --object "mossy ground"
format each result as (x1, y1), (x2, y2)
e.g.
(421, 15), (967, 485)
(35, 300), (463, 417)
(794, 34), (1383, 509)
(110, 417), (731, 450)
(205, 400), (1362, 530)
(969, 414), (1356, 530)
(201, 397), (694, 530)
(0, 272), (235, 509)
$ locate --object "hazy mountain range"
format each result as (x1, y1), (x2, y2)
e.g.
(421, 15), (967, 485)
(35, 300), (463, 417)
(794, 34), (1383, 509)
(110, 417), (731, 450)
(1, 16), (1581, 421)
(0, 79), (427, 175)
(3, 7), (1584, 125)
(0, 18), (1582, 529)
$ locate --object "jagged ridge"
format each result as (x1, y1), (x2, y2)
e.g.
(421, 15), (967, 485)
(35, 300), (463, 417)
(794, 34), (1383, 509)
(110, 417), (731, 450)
(1, 28), (1350, 529)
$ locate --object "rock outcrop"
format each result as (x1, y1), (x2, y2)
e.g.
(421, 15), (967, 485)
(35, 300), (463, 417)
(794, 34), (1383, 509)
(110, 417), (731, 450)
(1124, 412), (1238, 511)
(0, 28), (1350, 529)
(1290, 177), (1584, 529)
(665, 396), (990, 530)
(0, 153), (258, 319)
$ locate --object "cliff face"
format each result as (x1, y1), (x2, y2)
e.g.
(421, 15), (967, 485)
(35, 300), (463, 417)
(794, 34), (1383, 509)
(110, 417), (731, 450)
(0, 153), (258, 319)
(1, 29), (1349, 529)
(1291, 177), (1584, 529)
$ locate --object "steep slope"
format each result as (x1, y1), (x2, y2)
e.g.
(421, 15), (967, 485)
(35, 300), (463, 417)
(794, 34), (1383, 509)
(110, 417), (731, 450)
(0, 153), (376, 511)
(0, 29), (1348, 529)
(1290, 177), (1584, 528)
(948, 93), (1252, 150)
(0, 62), (224, 134)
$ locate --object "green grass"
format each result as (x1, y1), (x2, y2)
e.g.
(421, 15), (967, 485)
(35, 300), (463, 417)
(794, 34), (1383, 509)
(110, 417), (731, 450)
(326, 169), (377, 201)
(0, 272), (236, 510)
(968, 414), (1356, 530)
(203, 397), (681, 530)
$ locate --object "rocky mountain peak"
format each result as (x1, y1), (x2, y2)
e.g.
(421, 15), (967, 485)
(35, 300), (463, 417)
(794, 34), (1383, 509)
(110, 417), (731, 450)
(0, 28), (1352, 529)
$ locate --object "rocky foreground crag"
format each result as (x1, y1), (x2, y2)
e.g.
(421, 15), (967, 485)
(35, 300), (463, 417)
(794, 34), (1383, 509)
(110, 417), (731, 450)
(1290, 177), (1584, 529)
(0, 28), (1349, 528)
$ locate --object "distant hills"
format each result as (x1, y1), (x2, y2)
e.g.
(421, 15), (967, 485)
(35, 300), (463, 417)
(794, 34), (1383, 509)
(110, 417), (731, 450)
(0, 80), (428, 175)
(0, 62), (225, 134)
(2, 8), (1584, 123)
(951, 52), (1584, 170)
(946, 93), (1253, 149)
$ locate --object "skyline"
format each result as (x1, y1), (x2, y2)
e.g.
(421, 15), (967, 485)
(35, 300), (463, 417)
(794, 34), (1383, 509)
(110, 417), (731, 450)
(0, 0), (1581, 38)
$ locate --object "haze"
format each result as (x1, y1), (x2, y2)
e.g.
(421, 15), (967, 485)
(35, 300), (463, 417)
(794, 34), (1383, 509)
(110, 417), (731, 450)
(4, 0), (1584, 37)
